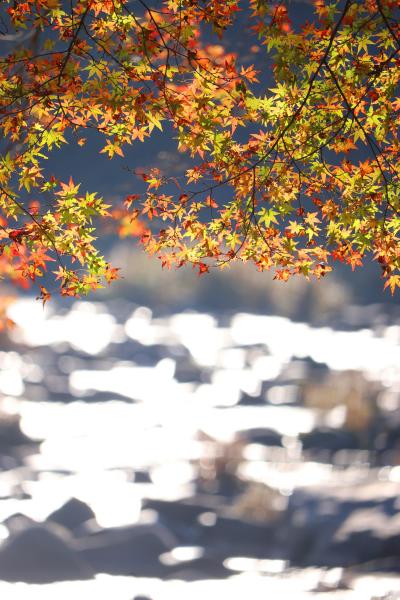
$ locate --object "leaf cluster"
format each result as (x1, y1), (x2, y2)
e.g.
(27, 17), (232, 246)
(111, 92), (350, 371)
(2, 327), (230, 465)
(0, 0), (399, 296)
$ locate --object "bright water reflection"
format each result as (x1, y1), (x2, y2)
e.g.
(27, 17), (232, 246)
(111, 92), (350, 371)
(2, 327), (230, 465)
(1, 299), (400, 596)
(1, 570), (400, 600)
(2, 298), (400, 528)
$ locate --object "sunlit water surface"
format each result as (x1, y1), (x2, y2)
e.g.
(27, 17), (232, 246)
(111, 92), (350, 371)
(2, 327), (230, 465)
(1, 299), (400, 598)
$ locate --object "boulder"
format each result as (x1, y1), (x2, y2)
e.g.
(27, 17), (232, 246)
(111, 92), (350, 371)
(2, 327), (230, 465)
(231, 482), (286, 523)
(199, 515), (278, 558)
(240, 427), (283, 447)
(3, 513), (36, 534)
(284, 483), (400, 567)
(76, 522), (177, 576)
(238, 391), (266, 406)
(47, 497), (96, 532)
(133, 470), (152, 483)
(0, 523), (93, 583)
(141, 496), (221, 544)
(300, 427), (360, 454)
(0, 413), (33, 449)
(142, 497), (220, 522)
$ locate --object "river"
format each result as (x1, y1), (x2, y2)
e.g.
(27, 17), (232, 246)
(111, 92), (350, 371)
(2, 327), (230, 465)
(0, 298), (400, 598)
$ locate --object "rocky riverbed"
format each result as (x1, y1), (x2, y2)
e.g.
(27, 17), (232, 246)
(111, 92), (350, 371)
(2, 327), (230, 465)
(0, 298), (400, 598)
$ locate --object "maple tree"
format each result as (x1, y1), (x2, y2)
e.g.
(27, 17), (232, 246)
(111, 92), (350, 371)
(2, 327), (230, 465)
(1, 0), (400, 301)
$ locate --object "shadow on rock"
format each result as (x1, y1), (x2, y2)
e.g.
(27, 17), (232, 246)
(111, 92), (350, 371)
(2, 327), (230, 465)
(0, 522), (94, 583)
(75, 522), (178, 576)
(46, 497), (97, 534)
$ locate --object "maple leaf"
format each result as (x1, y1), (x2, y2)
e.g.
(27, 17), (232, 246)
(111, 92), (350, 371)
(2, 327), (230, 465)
(305, 212), (320, 227)
(124, 195), (141, 209)
(274, 269), (290, 282)
(332, 138), (358, 154)
(104, 266), (120, 284)
(205, 195), (218, 208)
(56, 177), (81, 197)
(240, 65), (260, 83)
(198, 262), (209, 275)
(100, 140), (125, 159)
(384, 275), (400, 296)
(358, 160), (374, 177)
(36, 285), (51, 307)
(346, 250), (363, 271)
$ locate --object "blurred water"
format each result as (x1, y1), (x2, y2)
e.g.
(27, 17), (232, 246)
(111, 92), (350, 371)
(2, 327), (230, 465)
(1, 298), (400, 597)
